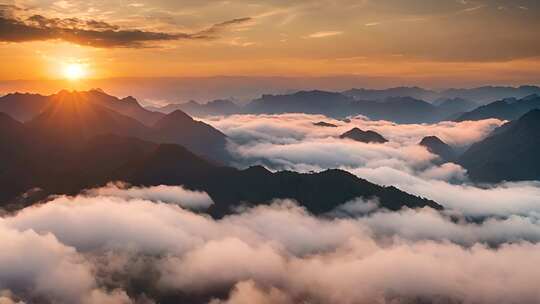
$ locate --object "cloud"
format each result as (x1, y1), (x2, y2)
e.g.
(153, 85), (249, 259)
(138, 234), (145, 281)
(84, 182), (214, 210)
(204, 113), (501, 173)
(201, 113), (540, 219)
(307, 31), (343, 38)
(0, 220), (129, 303)
(2, 189), (540, 303)
(0, 7), (252, 48)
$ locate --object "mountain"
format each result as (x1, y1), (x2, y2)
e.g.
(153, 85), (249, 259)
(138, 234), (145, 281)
(352, 97), (442, 123)
(27, 91), (151, 148)
(343, 87), (438, 101)
(0, 124), (442, 215)
(459, 110), (540, 182)
(153, 110), (230, 161)
(340, 128), (388, 143)
(434, 98), (477, 114)
(456, 95), (540, 122)
(18, 91), (230, 163)
(441, 86), (540, 104)
(0, 89), (164, 125)
(244, 91), (454, 123)
(113, 141), (442, 216)
(419, 136), (457, 163)
(246, 90), (353, 116)
(157, 99), (242, 116)
(313, 121), (338, 127)
(0, 92), (49, 121)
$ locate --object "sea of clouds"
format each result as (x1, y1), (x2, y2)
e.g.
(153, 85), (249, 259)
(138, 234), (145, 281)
(2, 186), (540, 303)
(204, 114), (540, 217)
(2, 114), (540, 303)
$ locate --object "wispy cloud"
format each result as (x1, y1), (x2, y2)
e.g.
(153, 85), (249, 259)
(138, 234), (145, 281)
(0, 6), (252, 48)
(307, 31), (343, 38)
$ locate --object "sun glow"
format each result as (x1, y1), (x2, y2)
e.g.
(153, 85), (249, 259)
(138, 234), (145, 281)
(63, 63), (87, 80)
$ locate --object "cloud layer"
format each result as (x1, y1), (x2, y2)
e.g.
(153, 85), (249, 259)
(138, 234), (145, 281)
(2, 191), (540, 303)
(203, 113), (540, 218)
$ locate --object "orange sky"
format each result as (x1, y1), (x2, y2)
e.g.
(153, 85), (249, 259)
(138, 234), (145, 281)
(1, 0), (539, 86)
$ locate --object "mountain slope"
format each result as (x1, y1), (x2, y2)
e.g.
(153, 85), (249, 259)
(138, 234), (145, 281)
(0, 92), (49, 121)
(459, 110), (540, 182)
(456, 95), (540, 121)
(420, 136), (457, 162)
(153, 110), (230, 161)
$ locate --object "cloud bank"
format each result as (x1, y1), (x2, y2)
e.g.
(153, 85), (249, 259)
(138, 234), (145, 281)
(203, 113), (540, 218)
(2, 192), (540, 303)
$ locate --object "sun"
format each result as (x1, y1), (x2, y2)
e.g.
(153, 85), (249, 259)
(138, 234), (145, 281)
(63, 63), (87, 80)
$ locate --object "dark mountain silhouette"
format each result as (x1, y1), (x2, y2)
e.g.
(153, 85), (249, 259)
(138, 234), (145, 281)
(0, 121), (441, 215)
(340, 128), (388, 143)
(343, 87), (438, 101)
(158, 99), (242, 116)
(456, 95), (540, 122)
(153, 110), (230, 161)
(9, 91), (231, 163)
(313, 121), (338, 127)
(27, 91), (151, 147)
(459, 110), (540, 182)
(420, 136), (457, 163)
(0, 89), (164, 125)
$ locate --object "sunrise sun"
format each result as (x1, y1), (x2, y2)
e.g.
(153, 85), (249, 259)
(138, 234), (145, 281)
(63, 63), (87, 80)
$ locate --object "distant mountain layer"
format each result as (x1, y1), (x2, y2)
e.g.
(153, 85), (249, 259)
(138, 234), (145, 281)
(157, 99), (242, 116)
(344, 85), (540, 104)
(343, 87), (439, 101)
(456, 95), (540, 122)
(152, 89), (533, 124)
(459, 109), (540, 182)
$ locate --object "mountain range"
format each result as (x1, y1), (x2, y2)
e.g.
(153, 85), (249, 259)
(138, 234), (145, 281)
(0, 89), (230, 162)
(0, 90), (441, 215)
(151, 90), (492, 123)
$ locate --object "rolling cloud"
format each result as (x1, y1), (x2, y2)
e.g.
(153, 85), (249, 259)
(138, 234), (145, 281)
(2, 193), (540, 303)
(0, 6), (252, 48)
(204, 113), (540, 218)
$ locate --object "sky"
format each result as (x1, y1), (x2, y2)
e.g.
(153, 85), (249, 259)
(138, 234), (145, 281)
(1, 0), (540, 85)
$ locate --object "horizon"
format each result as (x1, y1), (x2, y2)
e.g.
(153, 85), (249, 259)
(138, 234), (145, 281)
(1, 1), (540, 85)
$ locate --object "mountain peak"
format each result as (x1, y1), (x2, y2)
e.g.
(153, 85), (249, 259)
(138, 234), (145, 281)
(419, 136), (456, 162)
(155, 110), (194, 127)
(340, 128), (388, 143)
